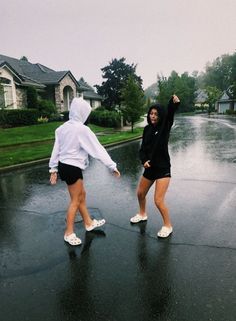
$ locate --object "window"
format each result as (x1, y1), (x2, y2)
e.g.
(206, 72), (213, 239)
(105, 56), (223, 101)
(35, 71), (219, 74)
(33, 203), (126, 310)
(0, 77), (11, 84)
(4, 86), (13, 107)
(0, 77), (13, 108)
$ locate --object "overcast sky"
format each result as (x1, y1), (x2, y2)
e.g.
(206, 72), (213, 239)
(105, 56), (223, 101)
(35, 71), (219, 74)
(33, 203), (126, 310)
(1, 0), (236, 88)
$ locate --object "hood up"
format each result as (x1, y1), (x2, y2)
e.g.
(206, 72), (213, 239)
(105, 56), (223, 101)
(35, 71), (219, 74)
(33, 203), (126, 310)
(147, 103), (167, 127)
(69, 97), (92, 123)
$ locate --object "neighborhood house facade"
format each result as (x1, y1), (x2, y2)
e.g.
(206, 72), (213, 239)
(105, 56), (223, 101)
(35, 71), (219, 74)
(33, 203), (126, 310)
(217, 90), (236, 114)
(194, 88), (236, 113)
(0, 54), (102, 111)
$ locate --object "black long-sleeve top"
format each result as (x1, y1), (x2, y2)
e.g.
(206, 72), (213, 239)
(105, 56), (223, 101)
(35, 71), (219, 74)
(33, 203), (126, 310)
(139, 98), (180, 169)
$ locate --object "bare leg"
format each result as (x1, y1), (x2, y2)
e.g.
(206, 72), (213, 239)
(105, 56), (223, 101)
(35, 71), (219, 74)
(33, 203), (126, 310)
(137, 176), (154, 216)
(65, 179), (93, 236)
(154, 177), (172, 227)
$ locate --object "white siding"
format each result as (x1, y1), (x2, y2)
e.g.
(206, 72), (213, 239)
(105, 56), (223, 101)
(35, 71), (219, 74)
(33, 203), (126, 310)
(218, 102), (230, 113)
(0, 67), (17, 108)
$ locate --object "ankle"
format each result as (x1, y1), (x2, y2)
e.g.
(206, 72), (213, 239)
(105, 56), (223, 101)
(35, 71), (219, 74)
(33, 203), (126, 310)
(140, 212), (147, 216)
(84, 219), (93, 227)
(163, 224), (172, 228)
(65, 230), (74, 236)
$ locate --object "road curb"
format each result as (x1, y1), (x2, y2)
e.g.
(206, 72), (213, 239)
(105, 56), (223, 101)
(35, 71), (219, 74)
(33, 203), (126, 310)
(0, 136), (142, 173)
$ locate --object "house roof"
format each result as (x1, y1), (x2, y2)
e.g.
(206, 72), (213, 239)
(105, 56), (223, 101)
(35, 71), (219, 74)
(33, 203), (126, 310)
(195, 89), (208, 103)
(77, 77), (103, 100)
(218, 90), (234, 103)
(0, 54), (78, 87)
(0, 60), (46, 88)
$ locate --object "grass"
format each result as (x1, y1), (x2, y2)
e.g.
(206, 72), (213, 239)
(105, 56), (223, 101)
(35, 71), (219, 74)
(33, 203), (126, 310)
(98, 128), (143, 145)
(0, 122), (109, 147)
(0, 122), (142, 168)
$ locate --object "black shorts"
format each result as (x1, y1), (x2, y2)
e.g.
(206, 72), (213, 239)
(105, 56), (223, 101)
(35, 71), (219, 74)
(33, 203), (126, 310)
(143, 167), (171, 181)
(58, 162), (83, 185)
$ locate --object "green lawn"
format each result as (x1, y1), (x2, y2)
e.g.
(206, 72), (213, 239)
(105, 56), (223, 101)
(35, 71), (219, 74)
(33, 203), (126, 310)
(0, 122), (142, 168)
(0, 122), (110, 147)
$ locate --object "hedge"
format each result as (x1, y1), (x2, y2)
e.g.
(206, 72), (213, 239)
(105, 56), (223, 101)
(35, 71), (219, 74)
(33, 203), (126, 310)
(0, 109), (39, 127)
(89, 109), (121, 128)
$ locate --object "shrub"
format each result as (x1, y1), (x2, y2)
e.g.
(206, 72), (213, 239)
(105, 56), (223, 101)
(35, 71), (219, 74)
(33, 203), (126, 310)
(226, 109), (236, 115)
(0, 109), (39, 127)
(93, 106), (106, 112)
(27, 87), (38, 108)
(37, 99), (57, 118)
(89, 109), (120, 128)
(61, 111), (69, 121)
(37, 116), (49, 123)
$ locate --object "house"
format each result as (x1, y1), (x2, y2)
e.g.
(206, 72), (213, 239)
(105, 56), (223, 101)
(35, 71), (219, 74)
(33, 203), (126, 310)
(194, 89), (209, 111)
(77, 77), (102, 109)
(217, 88), (236, 113)
(0, 54), (102, 111)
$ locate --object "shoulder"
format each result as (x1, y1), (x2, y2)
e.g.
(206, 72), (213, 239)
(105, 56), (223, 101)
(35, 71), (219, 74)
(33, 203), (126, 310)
(55, 123), (65, 133)
(143, 124), (151, 132)
(80, 124), (95, 137)
(143, 124), (152, 133)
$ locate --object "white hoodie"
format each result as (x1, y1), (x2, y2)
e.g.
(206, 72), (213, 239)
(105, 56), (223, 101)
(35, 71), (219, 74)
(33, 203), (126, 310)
(49, 97), (117, 172)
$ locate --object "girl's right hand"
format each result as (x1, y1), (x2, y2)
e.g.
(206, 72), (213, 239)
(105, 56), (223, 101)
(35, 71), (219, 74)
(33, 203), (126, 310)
(144, 160), (151, 168)
(113, 169), (121, 178)
(50, 172), (57, 185)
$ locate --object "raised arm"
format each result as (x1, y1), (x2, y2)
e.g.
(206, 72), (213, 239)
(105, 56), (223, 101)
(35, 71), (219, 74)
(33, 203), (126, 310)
(167, 94), (180, 128)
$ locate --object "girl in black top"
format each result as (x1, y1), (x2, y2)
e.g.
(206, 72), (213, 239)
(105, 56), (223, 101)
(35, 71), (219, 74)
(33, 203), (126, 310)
(130, 95), (180, 238)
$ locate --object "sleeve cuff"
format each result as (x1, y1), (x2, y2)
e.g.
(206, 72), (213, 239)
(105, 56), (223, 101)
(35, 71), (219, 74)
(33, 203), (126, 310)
(49, 168), (58, 173)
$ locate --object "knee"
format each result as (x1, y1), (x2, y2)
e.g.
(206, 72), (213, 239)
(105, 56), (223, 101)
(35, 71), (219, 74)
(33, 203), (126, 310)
(154, 197), (163, 209)
(137, 188), (146, 200)
(79, 189), (86, 203)
(71, 190), (86, 208)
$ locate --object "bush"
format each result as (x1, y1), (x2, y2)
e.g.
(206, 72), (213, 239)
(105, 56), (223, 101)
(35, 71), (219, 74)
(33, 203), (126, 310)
(37, 99), (57, 118)
(226, 109), (236, 115)
(93, 106), (106, 112)
(61, 111), (69, 121)
(37, 116), (48, 123)
(27, 87), (38, 108)
(89, 109), (120, 128)
(0, 109), (39, 127)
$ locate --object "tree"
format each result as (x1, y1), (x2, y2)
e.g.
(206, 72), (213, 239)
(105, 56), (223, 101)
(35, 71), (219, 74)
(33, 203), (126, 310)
(120, 76), (145, 132)
(205, 86), (222, 115)
(157, 71), (196, 112)
(202, 52), (236, 97)
(95, 57), (143, 110)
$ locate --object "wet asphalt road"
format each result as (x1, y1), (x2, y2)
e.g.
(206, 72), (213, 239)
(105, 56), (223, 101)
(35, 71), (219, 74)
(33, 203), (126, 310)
(0, 115), (236, 321)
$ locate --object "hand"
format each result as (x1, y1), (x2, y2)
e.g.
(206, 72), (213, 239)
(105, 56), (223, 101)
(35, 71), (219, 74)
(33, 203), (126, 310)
(173, 94), (180, 104)
(50, 172), (57, 185)
(144, 160), (151, 168)
(113, 169), (121, 178)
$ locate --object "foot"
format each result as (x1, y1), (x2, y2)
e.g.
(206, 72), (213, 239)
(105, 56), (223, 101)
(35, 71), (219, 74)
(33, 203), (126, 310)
(64, 233), (82, 246)
(157, 226), (173, 238)
(130, 213), (148, 223)
(85, 219), (106, 232)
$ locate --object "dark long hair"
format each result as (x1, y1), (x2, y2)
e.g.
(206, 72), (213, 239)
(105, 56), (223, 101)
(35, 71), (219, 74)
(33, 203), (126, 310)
(147, 103), (167, 126)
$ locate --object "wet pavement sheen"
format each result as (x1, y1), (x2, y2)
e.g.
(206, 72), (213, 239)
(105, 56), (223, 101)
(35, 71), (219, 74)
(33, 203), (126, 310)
(0, 115), (236, 321)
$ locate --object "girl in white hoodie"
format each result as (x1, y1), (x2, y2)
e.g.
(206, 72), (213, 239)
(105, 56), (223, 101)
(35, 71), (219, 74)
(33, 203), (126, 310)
(49, 97), (120, 246)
